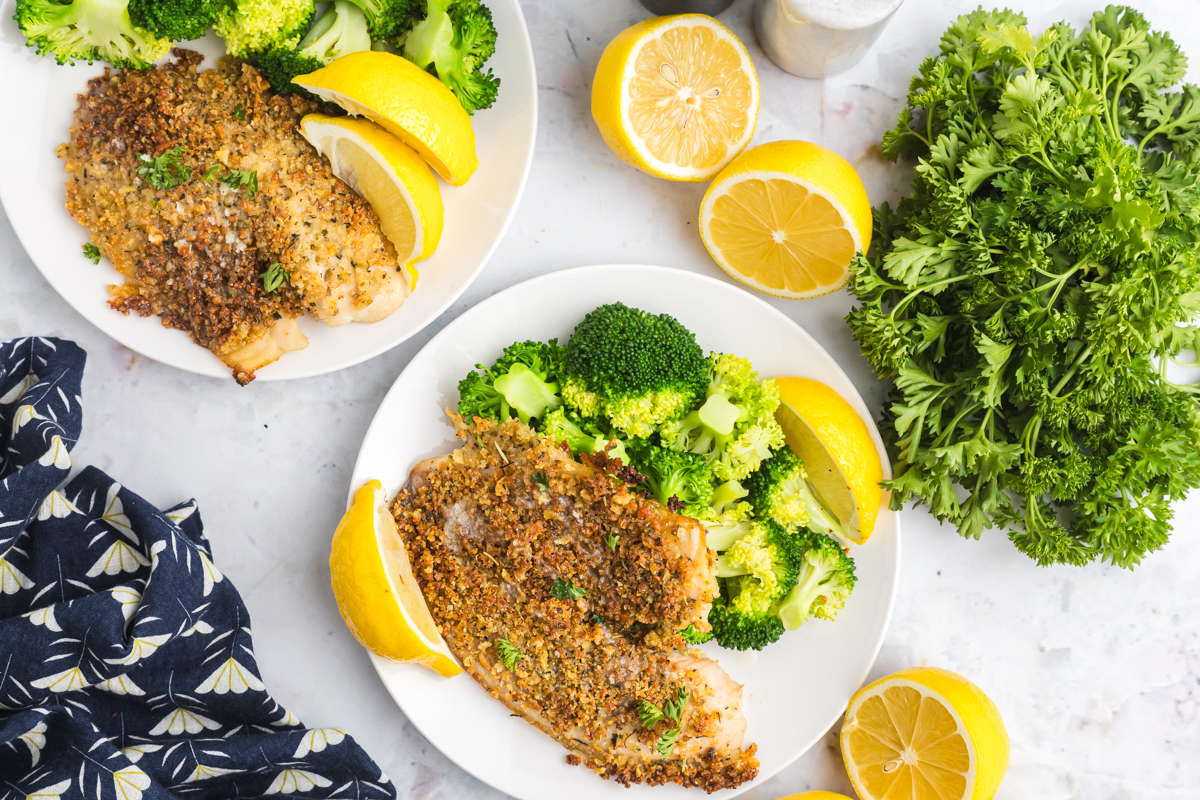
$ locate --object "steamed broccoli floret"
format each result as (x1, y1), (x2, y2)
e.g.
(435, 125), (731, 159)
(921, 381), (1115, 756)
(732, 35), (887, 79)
(708, 596), (782, 652)
(630, 442), (713, 517)
(345, 0), (417, 39)
(660, 354), (785, 481)
(678, 623), (712, 645)
(457, 340), (563, 426)
(15, 0), (171, 68)
(703, 518), (753, 551)
(744, 447), (847, 540)
(399, 0), (500, 114)
(540, 408), (629, 465)
(256, 0), (371, 95)
(561, 303), (707, 438)
(709, 520), (804, 651)
(128, 0), (219, 41)
(213, 0), (314, 58)
(776, 529), (857, 631)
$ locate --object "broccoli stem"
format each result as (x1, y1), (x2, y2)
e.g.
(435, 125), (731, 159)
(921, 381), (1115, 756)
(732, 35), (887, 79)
(704, 519), (752, 551)
(492, 363), (561, 423)
(777, 560), (831, 630)
(716, 554), (750, 578)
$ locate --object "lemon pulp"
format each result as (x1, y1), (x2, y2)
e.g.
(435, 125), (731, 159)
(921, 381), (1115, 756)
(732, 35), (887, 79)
(627, 22), (756, 173)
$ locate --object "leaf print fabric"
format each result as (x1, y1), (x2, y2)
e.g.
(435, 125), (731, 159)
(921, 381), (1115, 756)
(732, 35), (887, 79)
(0, 338), (396, 800)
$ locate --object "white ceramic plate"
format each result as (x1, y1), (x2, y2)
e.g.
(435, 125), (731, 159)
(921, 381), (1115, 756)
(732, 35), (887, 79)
(0, 2), (536, 380)
(351, 264), (901, 800)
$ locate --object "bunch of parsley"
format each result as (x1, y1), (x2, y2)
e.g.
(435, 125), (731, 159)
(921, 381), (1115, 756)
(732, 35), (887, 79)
(847, 6), (1200, 567)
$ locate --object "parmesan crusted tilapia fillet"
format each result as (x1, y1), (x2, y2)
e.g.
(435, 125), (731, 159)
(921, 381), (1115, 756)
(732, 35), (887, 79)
(392, 415), (759, 792)
(58, 49), (409, 384)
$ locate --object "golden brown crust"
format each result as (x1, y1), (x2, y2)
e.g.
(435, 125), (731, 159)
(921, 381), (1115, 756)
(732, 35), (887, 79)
(392, 415), (758, 791)
(58, 49), (401, 383)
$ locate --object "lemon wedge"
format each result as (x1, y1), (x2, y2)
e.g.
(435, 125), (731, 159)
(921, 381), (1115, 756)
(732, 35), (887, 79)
(301, 114), (443, 288)
(700, 140), (871, 299)
(294, 51), (478, 185)
(329, 479), (461, 677)
(841, 667), (1009, 800)
(591, 14), (759, 181)
(775, 376), (884, 545)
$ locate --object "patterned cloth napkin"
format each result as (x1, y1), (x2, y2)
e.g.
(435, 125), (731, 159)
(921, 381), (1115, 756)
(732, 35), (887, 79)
(0, 338), (396, 800)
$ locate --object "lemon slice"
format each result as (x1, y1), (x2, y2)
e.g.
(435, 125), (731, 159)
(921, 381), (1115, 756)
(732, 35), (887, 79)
(700, 140), (871, 299)
(294, 51), (478, 185)
(591, 14), (759, 181)
(776, 793), (856, 800)
(301, 114), (443, 288)
(775, 376), (884, 545)
(329, 479), (462, 677)
(841, 667), (1009, 800)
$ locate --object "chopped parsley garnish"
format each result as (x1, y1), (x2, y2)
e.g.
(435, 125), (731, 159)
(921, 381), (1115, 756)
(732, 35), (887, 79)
(219, 168), (258, 199)
(203, 163), (221, 181)
(592, 614), (607, 627)
(637, 700), (664, 728)
(531, 471), (549, 491)
(82, 243), (101, 264)
(495, 637), (525, 671)
(655, 727), (680, 759)
(260, 262), (290, 293)
(550, 577), (587, 600)
(232, 103), (247, 121)
(604, 534), (619, 551)
(639, 687), (688, 759)
(135, 146), (190, 189)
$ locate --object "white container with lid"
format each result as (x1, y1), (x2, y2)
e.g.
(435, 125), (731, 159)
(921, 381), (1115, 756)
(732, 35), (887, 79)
(755, 0), (905, 79)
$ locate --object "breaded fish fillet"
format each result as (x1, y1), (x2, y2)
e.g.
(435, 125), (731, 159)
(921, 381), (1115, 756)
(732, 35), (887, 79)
(59, 50), (408, 383)
(392, 415), (759, 792)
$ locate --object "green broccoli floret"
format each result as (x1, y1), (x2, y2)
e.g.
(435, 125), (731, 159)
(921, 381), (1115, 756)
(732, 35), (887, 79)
(709, 519), (805, 651)
(708, 596), (782, 652)
(127, 0), (219, 41)
(539, 408), (629, 465)
(776, 529), (857, 631)
(256, 0), (371, 95)
(14, 0), (171, 68)
(560, 303), (707, 439)
(457, 340), (563, 426)
(399, 0), (500, 114)
(744, 447), (847, 540)
(213, 0), (314, 58)
(678, 624), (713, 645)
(660, 354), (785, 482)
(630, 442), (713, 517)
(345, 0), (417, 39)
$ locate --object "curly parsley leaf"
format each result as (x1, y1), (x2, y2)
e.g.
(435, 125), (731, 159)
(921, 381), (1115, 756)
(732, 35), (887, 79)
(136, 146), (191, 190)
(82, 243), (101, 264)
(495, 637), (525, 671)
(260, 262), (290, 293)
(637, 700), (663, 728)
(654, 727), (680, 759)
(550, 577), (587, 600)
(219, 168), (258, 199)
(847, 7), (1200, 569)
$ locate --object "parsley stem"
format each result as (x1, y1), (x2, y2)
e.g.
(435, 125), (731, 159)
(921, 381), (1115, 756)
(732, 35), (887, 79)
(890, 268), (1000, 320)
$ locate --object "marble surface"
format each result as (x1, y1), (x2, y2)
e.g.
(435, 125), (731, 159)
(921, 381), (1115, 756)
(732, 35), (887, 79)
(2, 0), (1199, 797)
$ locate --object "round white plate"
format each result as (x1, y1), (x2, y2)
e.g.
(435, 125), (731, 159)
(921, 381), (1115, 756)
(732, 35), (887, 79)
(351, 264), (901, 800)
(0, 2), (536, 381)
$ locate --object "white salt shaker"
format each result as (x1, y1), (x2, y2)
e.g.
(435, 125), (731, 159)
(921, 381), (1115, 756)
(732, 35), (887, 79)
(755, 0), (905, 79)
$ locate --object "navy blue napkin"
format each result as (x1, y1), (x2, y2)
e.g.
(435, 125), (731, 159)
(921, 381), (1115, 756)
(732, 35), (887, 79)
(0, 337), (396, 799)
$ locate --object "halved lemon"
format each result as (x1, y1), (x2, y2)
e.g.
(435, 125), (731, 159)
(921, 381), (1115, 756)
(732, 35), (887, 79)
(700, 140), (871, 299)
(775, 376), (884, 545)
(301, 114), (443, 288)
(841, 667), (1009, 800)
(591, 14), (759, 181)
(329, 479), (462, 677)
(294, 51), (478, 185)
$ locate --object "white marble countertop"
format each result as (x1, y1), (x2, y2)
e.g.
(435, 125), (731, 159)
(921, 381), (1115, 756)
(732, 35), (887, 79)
(3, 0), (1199, 797)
